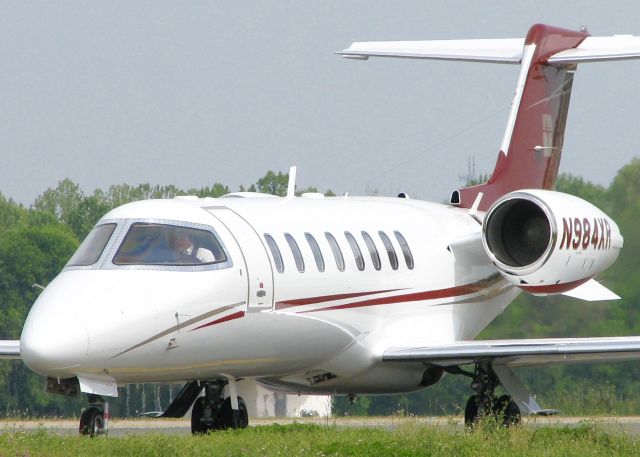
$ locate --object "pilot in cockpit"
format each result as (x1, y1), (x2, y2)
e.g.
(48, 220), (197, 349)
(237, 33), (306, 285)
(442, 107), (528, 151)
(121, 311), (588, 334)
(169, 230), (215, 264)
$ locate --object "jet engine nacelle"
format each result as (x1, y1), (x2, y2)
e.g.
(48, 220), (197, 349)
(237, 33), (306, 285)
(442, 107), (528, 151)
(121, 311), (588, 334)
(481, 189), (623, 295)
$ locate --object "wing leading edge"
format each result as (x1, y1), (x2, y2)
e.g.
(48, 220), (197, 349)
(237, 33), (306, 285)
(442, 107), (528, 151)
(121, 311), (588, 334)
(384, 336), (640, 368)
(384, 336), (640, 415)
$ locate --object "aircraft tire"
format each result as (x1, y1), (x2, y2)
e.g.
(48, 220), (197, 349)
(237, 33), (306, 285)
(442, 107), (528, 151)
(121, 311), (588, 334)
(190, 398), (208, 435)
(504, 399), (521, 426)
(221, 397), (248, 429)
(237, 397), (249, 429)
(464, 395), (479, 427)
(79, 406), (104, 436)
(494, 395), (521, 427)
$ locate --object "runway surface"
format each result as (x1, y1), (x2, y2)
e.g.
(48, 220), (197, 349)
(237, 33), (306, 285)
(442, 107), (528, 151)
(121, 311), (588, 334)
(1, 416), (640, 436)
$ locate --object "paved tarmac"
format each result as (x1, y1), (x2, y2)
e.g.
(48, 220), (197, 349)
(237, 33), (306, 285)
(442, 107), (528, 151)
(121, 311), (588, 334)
(1, 416), (640, 437)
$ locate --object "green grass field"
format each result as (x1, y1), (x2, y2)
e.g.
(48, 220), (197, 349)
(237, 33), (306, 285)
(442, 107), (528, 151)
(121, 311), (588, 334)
(0, 422), (637, 457)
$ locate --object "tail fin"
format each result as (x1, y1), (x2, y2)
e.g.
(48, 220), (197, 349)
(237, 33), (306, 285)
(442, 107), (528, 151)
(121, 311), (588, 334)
(454, 24), (587, 210)
(339, 24), (640, 211)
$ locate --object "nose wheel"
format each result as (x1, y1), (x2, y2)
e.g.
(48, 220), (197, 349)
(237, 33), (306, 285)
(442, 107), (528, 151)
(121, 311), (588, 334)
(79, 395), (109, 436)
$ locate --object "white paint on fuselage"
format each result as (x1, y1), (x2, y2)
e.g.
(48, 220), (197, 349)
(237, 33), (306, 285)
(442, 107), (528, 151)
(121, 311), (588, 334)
(21, 194), (518, 395)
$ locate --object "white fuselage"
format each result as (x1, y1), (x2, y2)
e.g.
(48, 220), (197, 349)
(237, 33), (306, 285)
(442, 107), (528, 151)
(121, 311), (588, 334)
(20, 194), (519, 395)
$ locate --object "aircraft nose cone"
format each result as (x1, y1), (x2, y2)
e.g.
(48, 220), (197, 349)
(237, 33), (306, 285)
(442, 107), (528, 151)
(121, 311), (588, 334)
(20, 314), (89, 377)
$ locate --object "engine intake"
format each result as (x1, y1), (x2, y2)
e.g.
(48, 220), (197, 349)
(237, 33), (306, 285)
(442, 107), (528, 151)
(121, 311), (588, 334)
(481, 189), (622, 294)
(484, 198), (551, 269)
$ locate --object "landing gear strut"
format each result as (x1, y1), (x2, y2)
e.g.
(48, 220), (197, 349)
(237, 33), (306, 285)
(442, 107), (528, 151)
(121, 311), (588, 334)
(460, 363), (521, 427)
(79, 394), (109, 436)
(190, 381), (248, 434)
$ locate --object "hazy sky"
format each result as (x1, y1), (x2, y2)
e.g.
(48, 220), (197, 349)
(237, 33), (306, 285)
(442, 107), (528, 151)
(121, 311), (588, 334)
(2, 1), (640, 205)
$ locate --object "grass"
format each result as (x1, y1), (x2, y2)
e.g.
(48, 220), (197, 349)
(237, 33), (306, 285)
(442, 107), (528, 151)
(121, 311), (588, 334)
(0, 421), (638, 456)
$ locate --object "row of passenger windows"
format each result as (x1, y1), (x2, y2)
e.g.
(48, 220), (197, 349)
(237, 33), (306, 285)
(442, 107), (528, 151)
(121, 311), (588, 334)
(264, 231), (414, 274)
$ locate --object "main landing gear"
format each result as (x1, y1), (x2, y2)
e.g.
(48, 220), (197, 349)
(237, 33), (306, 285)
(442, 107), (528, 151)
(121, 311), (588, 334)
(190, 381), (249, 434)
(79, 395), (109, 436)
(136, 379), (249, 434)
(451, 363), (521, 427)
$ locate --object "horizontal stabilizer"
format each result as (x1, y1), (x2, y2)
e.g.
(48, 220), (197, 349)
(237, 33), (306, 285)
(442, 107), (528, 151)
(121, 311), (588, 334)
(561, 279), (620, 301)
(549, 36), (640, 64)
(339, 25), (640, 211)
(339, 34), (640, 66)
(338, 38), (524, 63)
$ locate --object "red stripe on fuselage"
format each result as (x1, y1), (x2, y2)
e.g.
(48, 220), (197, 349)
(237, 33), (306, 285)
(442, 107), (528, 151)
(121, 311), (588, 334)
(518, 278), (591, 294)
(191, 311), (245, 331)
(275, 289), (402, 310)
(300, 276), (504, 313)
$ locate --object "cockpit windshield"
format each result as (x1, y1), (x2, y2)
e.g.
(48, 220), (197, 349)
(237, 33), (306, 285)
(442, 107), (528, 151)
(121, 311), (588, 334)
(67, 223), (117, 266)
(113, 223), (227, 266)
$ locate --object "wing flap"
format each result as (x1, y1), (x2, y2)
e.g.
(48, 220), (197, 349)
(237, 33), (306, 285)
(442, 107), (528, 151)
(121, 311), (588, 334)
(384, 336), (640, 368)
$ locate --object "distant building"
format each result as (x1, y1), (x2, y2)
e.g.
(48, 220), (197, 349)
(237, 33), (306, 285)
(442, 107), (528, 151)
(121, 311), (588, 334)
(130, 380), (332, 418)
(237, 380), (331, 417)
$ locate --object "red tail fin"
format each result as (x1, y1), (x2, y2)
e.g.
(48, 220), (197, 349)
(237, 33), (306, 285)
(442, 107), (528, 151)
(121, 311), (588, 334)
(340, 24), (640, 209)
(452, 24), (588, 211)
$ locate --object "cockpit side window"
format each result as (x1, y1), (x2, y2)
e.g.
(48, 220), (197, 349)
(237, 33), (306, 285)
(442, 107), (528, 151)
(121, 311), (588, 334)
(67, 223), (117, 266)
(113, 223), (227, 266)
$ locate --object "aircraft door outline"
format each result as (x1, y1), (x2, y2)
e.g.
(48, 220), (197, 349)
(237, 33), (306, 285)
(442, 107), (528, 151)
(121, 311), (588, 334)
(206, 206), (274, 312)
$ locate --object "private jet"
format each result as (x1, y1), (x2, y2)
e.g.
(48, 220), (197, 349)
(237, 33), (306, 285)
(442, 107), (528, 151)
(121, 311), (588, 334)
(3, 23), (640, 435)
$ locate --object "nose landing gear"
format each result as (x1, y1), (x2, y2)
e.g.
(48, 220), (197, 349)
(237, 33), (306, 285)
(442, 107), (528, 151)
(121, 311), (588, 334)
(79, 395), (109, 436)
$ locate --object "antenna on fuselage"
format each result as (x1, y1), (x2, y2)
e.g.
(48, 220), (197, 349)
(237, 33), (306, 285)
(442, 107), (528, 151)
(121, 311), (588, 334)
(286, 166), (297, 198)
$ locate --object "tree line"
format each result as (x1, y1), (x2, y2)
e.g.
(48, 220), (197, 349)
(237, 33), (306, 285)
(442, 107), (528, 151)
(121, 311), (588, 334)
(0, 172), (332, 418)
(335, 160), (640, 416)
(1, 162), (640, 417)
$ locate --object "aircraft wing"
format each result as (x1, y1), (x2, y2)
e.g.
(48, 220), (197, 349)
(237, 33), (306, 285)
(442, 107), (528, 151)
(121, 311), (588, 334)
(384, 336), (640, 368)
(0, 340), (20, 359)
